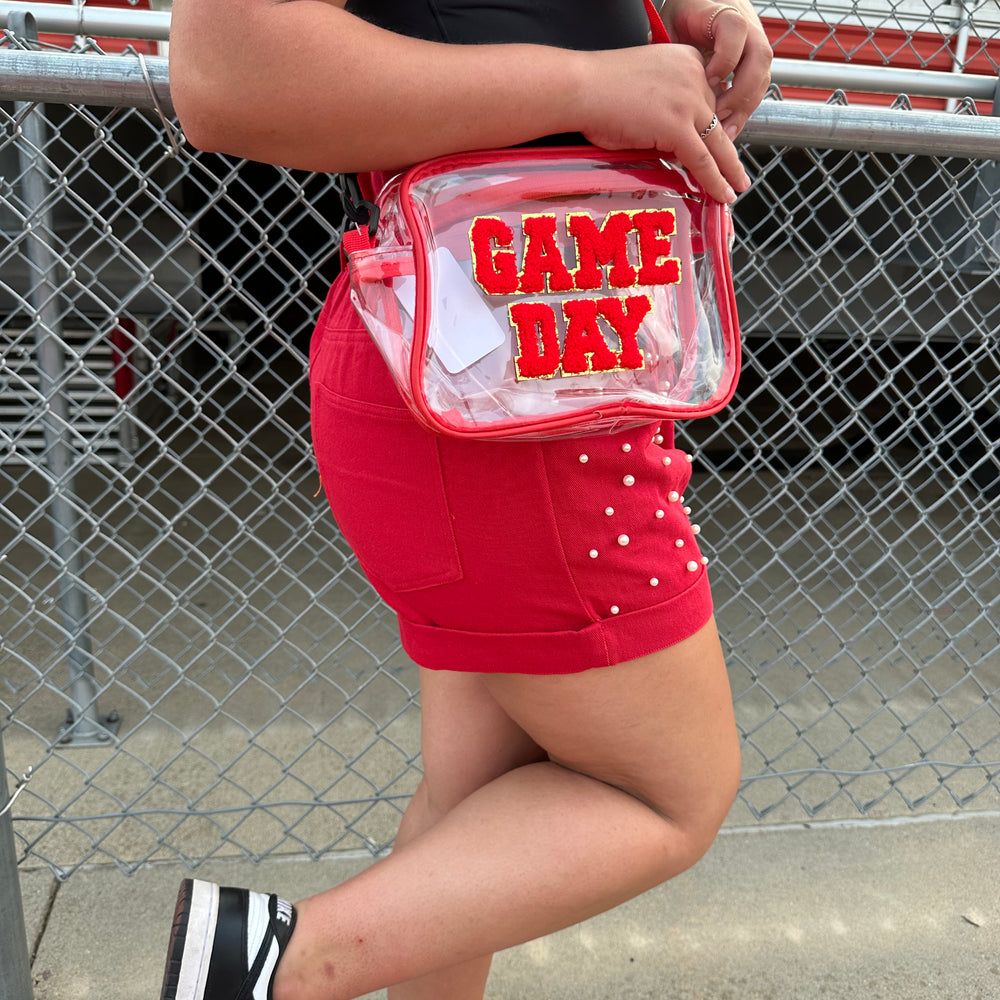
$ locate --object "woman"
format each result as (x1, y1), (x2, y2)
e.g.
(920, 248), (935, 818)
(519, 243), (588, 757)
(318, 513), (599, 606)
(160, 2), (772, 999)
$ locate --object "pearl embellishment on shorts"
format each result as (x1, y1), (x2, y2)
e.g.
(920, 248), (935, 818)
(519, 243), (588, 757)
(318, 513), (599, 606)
(622, 443), (631, 453)
(686, 560), (699, 572)
(662, 456), (671, 466)
(589, 549), (599, 559)
(683, 506), (692, 516)
(618, 534), (630, 546)
(675, 539), (684, 547)
(579, 454), (588, 463)
(653, 434), (664, 445)
(650, 577), (659, 586)
(686, 454), (694, 463)
(605, 506), (614, 515)
(668, 491), (680, 502)
(655, 509), (664, 519)
(623, 475), (635, 486)
(701, 556), (709, 565)
(692, 524), (701, 535)
(610, 605), (620, 615)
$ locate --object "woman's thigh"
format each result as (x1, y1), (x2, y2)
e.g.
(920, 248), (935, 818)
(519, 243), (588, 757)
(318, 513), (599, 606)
(481, 616), (741, 851)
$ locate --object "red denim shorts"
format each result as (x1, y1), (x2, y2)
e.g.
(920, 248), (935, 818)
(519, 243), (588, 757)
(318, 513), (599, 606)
(309, 274), (713, 674)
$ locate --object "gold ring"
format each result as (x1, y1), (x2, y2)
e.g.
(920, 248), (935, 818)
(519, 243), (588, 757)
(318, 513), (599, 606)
(699, 113), (720, 140)
(706, 4), (741, 41)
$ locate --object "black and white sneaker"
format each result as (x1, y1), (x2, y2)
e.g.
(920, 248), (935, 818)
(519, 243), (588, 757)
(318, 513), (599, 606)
(160, 878), (297, 1000)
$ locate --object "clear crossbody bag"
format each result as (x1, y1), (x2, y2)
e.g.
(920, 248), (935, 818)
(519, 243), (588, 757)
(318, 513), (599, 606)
(342, 146), (741, 439)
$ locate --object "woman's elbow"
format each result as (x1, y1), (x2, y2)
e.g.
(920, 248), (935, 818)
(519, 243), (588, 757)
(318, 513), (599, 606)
(168, 71), (262, 159)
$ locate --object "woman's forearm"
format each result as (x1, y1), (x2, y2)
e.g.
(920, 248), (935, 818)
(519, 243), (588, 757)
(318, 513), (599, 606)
(169, 0), (761, 203)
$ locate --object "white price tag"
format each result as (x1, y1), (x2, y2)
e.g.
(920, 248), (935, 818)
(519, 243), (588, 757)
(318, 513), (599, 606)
(395, 248), (506, 374)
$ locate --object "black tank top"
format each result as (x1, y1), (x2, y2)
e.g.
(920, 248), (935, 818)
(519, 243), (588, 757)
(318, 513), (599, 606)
(345, 0), (650, 52)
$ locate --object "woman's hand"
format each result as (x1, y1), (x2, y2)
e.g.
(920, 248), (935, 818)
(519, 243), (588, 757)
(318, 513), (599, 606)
(662, 0), (773, 140)
(574, 42), (751, 204)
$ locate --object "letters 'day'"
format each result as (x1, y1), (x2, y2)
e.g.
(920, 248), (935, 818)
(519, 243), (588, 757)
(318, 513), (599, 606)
(346, 147), (742, 440)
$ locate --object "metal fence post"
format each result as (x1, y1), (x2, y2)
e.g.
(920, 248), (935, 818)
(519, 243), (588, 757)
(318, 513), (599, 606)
(0, 730), (33, 1000)
(9, 10), (117, 746)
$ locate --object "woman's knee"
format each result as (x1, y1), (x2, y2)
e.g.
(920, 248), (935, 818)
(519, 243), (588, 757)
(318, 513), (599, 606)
(568, 726), (741, 878)
(650, 736), (741, 875)
(676, 742), (741, 866)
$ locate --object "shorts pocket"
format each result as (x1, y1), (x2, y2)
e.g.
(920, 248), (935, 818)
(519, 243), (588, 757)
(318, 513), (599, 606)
(312, 383), (463, 593)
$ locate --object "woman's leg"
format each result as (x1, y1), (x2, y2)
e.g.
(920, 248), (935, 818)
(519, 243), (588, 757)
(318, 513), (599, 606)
(387, 669), (546, 1000)
(273, 617), (740, 1000)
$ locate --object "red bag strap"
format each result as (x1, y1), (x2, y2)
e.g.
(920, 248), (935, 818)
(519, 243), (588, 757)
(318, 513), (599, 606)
(644, 0), (670, 44)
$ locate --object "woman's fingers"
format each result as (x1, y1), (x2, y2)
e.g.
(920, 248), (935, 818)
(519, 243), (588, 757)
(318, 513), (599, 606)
(702, 6), (748, 88)
(704, 117), (751, 193)
(669, 115), (750, 204)
(700, 4), (773, 139)
(715, 38), (772, 138)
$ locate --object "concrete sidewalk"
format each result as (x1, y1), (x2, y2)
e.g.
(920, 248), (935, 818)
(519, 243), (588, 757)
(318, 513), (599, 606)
(18, 813), (999, 1000)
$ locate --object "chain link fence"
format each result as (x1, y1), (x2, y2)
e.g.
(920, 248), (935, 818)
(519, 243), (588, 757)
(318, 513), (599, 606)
(2, 1), (1000, 885)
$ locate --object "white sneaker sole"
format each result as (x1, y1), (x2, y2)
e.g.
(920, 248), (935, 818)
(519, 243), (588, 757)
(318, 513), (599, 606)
(161, 879), (221, 1000)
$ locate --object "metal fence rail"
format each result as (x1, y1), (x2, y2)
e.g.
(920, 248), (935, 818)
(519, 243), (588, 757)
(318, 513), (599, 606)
(1, 1), (999, 886)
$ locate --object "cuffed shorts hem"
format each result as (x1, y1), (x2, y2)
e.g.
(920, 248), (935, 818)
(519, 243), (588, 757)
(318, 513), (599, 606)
(398, 568), (713, 674)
